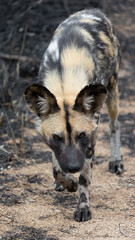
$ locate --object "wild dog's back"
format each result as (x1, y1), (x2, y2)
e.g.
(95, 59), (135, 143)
(38, 9), (120, 107)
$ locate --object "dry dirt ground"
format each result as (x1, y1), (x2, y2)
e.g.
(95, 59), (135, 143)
(0, 0), (135, 239)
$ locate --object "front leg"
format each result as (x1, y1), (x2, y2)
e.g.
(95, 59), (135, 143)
(74, 119), (99, 222)
(52, 152), (78, 192)
(74, 157), (93, 222)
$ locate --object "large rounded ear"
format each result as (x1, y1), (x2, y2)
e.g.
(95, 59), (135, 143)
(24, 84), (60, 119)
(73, 84), (107, 114)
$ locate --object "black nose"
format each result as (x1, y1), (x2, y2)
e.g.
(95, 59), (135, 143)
(66, 162), (81, 173)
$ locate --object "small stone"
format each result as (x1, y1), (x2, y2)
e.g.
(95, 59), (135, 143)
(0, 167), (3, 171)
(55, 209), (61, 213)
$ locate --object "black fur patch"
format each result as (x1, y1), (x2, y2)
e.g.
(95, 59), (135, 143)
(90, 162), (93, 169)
(76, 134), (89, 154)
(58, 26), (93, 54)
(44, 50), (62, 75)
(56, 144), (84, 173)
(49, 136), (64, 158)
(86, 149), (93, 159)
(67, 184), (78, 192)
(79, 175), (87, 186)
(64, 103), (72, 142)
(53, 167), (60, 179)
(80, 193), (87, 203)
(86, 145), (95, 159)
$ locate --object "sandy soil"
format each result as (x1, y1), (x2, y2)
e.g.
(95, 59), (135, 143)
(0, 0), (135, 239)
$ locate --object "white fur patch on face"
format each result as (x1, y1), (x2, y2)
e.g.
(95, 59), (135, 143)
(84, 95), (94, 111)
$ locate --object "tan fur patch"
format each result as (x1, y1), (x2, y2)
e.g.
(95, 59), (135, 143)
(61, 45), (94, 70)
(97, 50), (104, 60)
(106, 76), (119, 122)
(69, 110), (97, 137)
(80, 18), (97, 25)
(43, 69), (64, 108)
(40, 112), (66, 139)
(61, 45), (94, 106)
(99, 31), (114, 58)
(62, 66), (88, 105)
(115, 62), (119, 74)
(79, 28), (94, 42)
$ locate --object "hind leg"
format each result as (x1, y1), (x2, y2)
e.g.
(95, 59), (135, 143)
(106, 75), (124, 174)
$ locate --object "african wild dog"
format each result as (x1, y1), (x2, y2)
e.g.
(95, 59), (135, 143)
(25, 9), (124, 222)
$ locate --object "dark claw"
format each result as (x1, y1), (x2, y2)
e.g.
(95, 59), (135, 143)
(109, 160), (124, 175)
(54, 180), (65, 191)
(74, 206), (92, 222)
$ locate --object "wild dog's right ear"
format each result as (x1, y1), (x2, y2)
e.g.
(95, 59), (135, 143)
(73, 84), (107, 114)
(24, 84), (60, 118)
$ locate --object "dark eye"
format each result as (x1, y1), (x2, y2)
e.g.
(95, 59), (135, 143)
(78, 132), (86, 139)
(53, 134), (62, 141)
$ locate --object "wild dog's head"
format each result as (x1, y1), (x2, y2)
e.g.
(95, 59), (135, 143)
(24, 84), (107, 173)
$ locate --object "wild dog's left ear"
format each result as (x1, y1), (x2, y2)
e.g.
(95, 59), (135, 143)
(73, 84), (107, 114)
(24, 84), (60, 119)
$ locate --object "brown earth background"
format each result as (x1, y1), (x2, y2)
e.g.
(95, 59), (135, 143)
(0, 0), (135, 239)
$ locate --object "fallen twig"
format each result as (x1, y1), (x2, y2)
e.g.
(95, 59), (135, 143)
(0, 112), (4, 126)
(2, 105), (18, 155)
(20, 0), (44, 17)
(0, 145), (9, 153)
(63, 0), (70, 16)
(0, 52), (40, 64)
(16, 24), (29, 80)
(118, 223), (128, 237)
(1, 61), (8, 87)
(21, 112), (24, 154)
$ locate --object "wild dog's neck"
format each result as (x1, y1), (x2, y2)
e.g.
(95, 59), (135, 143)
(62, 65), (88, 105)
(45, 65), (90, 108)
(60, 45), (94, 105)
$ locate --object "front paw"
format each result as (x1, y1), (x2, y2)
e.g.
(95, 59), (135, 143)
(109, 160), (124, 175)
(74, 206), (91, 222)
(67, 181), (78, 192)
